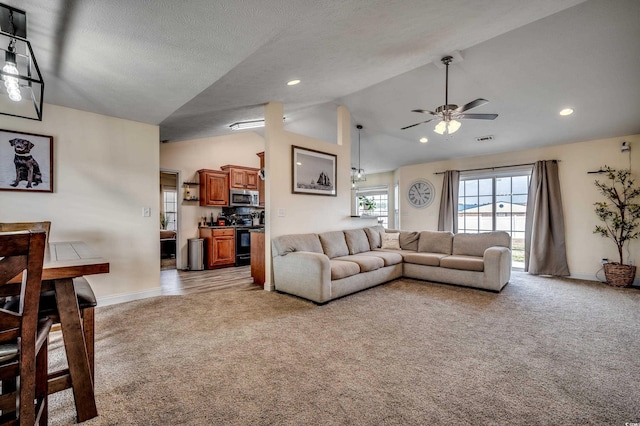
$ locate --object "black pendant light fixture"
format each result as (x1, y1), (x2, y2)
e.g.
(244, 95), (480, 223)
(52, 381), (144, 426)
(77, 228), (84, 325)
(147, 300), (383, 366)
(0, 3), (44, 120)
(351, 124), (366, 188)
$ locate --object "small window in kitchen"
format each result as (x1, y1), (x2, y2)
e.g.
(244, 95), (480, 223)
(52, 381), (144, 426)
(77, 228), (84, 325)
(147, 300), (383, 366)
(355, 185), (389, 228)
(162, 189), (177, 231)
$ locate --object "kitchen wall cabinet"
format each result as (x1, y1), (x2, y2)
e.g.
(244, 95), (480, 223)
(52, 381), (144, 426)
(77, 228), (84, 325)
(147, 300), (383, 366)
(221, 165), (259, 190)
(198, 169), (229, 206)
(199, 228), (235, 268)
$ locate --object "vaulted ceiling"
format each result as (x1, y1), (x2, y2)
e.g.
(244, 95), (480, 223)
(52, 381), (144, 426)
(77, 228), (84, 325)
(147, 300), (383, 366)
(5, 0), (640, 173)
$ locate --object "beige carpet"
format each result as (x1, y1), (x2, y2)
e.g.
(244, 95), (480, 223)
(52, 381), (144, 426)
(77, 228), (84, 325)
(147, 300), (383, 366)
(48, 272), (640, 425)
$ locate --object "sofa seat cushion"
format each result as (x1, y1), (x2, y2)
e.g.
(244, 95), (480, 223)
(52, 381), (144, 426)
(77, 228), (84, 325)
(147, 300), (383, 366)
(403, 252), (448, 267)
(440, 255), (485, 272)
(333, 255), (384, 272)
(358, 251), (403, 266)
(329, 260), (361, 280)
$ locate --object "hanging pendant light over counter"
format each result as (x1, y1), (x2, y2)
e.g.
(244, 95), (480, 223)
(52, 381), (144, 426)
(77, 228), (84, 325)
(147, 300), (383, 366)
(351, 124), (366, 188)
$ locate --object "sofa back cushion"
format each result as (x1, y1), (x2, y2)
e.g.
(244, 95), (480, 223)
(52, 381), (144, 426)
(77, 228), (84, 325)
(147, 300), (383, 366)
(344, 228), (372, 254)
(364, 226), (385, 249)
(318, 231), (350, 258)
(399, 231), (420, 251)
(452, 231), (511, 257)
(272, 233), (323, 257)
(418, 231), (454, 254)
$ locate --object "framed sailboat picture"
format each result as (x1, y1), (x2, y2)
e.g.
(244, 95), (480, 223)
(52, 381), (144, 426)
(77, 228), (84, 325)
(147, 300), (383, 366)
(292, 145), (337, 196)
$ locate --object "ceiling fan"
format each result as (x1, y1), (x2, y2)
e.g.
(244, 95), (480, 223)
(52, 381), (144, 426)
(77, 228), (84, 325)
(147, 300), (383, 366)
(401, 55), (498, 134)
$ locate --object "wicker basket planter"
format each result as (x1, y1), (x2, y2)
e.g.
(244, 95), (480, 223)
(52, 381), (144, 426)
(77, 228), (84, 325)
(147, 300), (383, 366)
(603, 263), (636, 287)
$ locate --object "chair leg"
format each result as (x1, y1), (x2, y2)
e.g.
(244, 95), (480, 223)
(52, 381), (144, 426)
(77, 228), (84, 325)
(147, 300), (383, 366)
(36, 336), (49, 425)
(82, 307), (95, 380)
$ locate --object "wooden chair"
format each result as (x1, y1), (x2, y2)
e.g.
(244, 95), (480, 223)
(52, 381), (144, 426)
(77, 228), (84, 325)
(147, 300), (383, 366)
(0, 222), (97, 391)
(0, 230), (52, 425)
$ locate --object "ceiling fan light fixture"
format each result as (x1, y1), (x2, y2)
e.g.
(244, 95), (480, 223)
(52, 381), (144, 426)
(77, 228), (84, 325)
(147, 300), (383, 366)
(434, 119), (461, 135)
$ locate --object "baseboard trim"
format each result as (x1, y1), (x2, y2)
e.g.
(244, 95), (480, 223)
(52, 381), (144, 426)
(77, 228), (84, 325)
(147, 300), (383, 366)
(97, 288), (163, 307)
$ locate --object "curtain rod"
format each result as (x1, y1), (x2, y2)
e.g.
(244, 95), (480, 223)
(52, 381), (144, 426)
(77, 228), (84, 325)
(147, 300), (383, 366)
(434, 160), (559, 175)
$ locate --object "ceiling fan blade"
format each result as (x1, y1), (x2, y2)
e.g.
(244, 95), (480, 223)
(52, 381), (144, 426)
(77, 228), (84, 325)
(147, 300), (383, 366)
(401, 118), (435, 130)
(454, 98), (489, 113)
(456, 113), (498, 120)
(411, 109), (438, 116)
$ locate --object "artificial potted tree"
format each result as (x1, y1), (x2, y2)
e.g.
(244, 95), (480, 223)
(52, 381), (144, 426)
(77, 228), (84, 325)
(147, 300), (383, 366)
(593, 166), (640, 287)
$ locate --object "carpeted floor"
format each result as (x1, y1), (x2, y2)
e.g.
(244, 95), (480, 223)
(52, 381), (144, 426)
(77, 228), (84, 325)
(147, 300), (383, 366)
(48, 272), (640, 425)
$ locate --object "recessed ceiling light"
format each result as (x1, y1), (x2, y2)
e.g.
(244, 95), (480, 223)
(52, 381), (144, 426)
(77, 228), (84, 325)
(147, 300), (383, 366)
(559, 108), (574, 116)
(419, 137), (428, 143)
(287, 79), (301, 86)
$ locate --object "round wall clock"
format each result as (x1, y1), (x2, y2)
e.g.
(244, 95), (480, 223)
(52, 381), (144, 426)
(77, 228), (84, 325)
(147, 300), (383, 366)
(407, 179), (436, 208)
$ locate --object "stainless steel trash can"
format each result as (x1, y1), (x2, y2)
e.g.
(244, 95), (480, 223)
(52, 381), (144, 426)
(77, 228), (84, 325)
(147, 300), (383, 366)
(188, 238), (204, 271)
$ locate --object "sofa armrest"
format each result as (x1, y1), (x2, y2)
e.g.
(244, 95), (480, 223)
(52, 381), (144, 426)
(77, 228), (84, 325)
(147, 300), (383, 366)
(483, 246), (512, 289)
(273, 251), (332, 303)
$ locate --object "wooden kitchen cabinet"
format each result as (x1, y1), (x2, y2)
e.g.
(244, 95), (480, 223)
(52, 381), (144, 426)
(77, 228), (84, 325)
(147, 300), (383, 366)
(221, 165), (259, 190)
(198, 169), (229, 206)
(199, 228), (235, 268)
(250, 230), (265, 286)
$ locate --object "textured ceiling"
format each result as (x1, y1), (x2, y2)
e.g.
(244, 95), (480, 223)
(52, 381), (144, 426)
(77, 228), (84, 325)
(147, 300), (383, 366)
(4, 0), (640, 173)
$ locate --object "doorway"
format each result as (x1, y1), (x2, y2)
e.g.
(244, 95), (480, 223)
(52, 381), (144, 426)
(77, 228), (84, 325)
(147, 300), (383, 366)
(160, 170), (180, 270)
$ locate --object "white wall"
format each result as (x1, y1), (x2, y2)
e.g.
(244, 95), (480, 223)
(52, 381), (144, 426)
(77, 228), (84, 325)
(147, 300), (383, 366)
(263, 102), (377, 289)
(159, 132), (265, 268)
(0, 104), (160, 302)
(398, 134), (640, 282)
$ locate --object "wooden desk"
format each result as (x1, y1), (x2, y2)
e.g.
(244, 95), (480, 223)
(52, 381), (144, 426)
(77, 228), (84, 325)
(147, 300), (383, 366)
(9, 241), (109, 423)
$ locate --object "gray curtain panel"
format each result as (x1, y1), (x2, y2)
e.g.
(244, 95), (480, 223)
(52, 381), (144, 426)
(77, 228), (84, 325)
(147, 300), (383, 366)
(437, 170), (460, 233)
(524, 160), (570, 276)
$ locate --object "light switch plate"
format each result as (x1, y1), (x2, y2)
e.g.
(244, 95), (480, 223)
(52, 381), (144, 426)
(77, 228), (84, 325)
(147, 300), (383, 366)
(143, 207), (151, 217)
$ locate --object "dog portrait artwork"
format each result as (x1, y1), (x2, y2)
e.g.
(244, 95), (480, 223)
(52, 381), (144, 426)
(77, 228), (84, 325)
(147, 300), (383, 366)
(9, 138), (42, 188)
(0, 130), (53, 193)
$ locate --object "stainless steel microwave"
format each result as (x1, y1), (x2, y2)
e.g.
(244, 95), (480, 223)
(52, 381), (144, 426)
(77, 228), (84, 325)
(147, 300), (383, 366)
(229, 189), (259, 207)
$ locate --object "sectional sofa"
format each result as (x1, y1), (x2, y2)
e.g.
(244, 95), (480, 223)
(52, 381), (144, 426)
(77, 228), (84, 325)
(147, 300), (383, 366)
(271, 226), (511, 303)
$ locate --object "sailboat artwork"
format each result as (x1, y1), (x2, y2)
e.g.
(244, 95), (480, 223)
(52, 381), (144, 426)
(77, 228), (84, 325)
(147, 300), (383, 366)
(292, 145), (337, 196)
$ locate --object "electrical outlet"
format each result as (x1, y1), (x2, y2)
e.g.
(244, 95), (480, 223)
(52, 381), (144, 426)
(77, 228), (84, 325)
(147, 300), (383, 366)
(601, 258), (608, 265)
(143, 207), (151, 217)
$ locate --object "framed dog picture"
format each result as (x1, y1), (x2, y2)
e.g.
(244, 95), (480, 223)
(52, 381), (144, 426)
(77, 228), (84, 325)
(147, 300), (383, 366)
(0, 129), (53, 193)
(292, 145), (337, 196)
